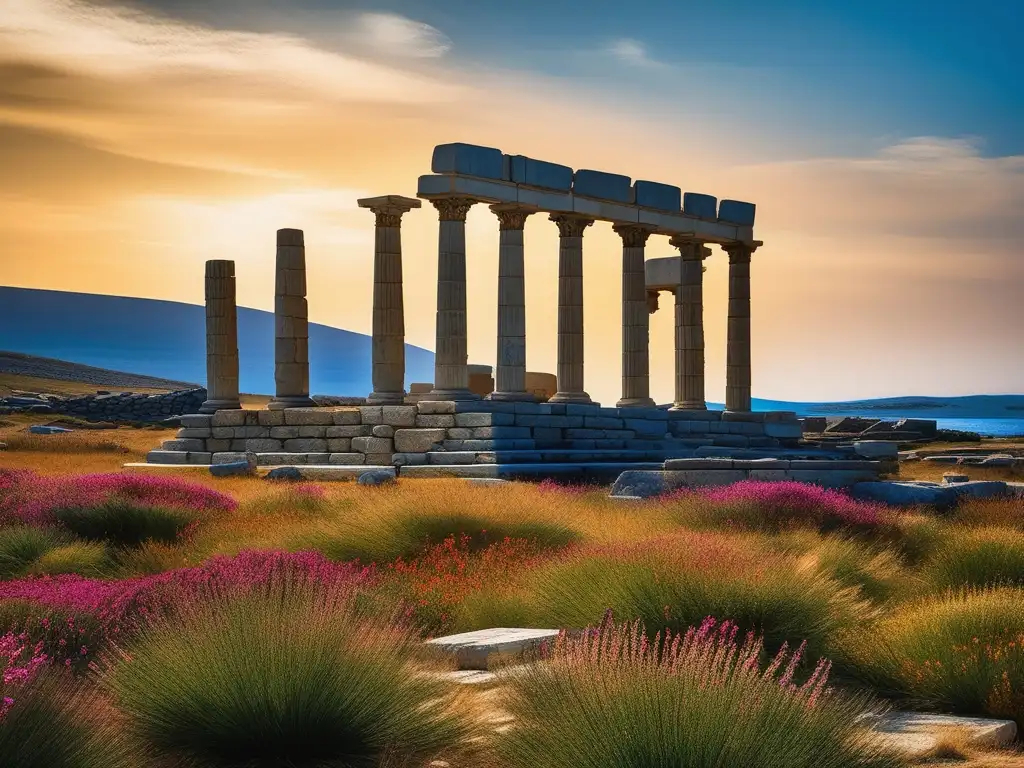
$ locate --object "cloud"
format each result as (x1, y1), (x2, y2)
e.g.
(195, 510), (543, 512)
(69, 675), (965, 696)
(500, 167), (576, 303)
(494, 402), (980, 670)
(356, 12), (452, 58)
(607, 38), (668, 69)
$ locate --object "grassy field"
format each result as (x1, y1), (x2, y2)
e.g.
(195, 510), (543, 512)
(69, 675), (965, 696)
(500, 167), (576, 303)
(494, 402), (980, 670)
(1, 411), (1024, 766)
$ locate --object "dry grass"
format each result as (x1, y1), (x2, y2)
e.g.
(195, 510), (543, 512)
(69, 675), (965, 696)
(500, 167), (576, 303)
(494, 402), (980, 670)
(0, 372), (174, 397)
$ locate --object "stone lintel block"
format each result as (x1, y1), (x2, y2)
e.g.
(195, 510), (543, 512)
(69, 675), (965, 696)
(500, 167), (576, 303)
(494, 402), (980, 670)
(284, 409), (333, 426)
(718, 199), (756, 226)
(162, 439), (205, 452)
(572, 195), (639, 223)
(382, 405), (417, 427)
(352, 436), (393, 454)
(418, 400), (457, 415)
(283, 438), (328, 452)
(257, 452), (308, 466)
(572, 169), (632, 204)
(508, 155), (573, 191)
(211, 452), (249, 465)
(146, 450), (189, 465)
(257, 410), (286, 426)
(270, 426), (300, 439)
(359, 406), (383, 425)
(417, 174), (517, 204)
(326, 425), (372, 438)
(394, 428), (448, 453)
(245, 438), (283, 452)
(633, 180), (682, 212)
(516, 186), (573, 214)
(177, 428), (212, 439)
(329, 453), (365, 465)
(737, 459), (791, 469)
(332, 410), (362, 426)
(211, 410), (247, 427)
(431, 143), (505, 180)
(721, 411), (766, 423)
(682, 192), (718, 219)
(392, 452), (428, 466)
(417, 414), (457, 428)
(456, 412), (516, 427)
(664, 469), (749, 487)
(664, 458), (736, 470)
(472, 426), (531, 439)
(179, 414), (213, 428)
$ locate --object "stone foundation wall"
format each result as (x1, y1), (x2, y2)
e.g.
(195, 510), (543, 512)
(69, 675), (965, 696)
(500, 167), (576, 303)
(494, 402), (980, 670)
(147, 401), (803, 467)
(3, 388), (206, 423)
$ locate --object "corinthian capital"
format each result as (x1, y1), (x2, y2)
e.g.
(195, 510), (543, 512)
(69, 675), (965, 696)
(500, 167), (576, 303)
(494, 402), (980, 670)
(431, 197), (476, 222)
(669, 236), (710, 261)
(491, 204), (533, 231)
(724, 241), (759, 263)
(549, 214), (594, 238)
(612, 224), (654, 248)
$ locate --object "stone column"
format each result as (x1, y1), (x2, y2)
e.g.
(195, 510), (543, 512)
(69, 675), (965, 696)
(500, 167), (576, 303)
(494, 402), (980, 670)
(425, 197), (478, 401)
(669, 237), (710, 410)
(548, 215), (594, 404)
(613, 224), (656, 408)
(358, 195), (421, 405)
(200, 259), (241, 413)
(489, 205), (534, 401)
(725, 242), (758, 412)
(269, 228), (315, 410)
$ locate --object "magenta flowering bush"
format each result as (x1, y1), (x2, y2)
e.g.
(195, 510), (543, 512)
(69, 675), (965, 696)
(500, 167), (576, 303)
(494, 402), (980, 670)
(0, 632), (48, 719)
(668, 480), (887, 532)
(0, 470), (236, 528)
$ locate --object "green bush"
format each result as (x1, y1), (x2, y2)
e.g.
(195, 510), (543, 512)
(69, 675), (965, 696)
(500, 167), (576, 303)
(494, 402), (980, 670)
(104, 580), (474, 766)
(0, 526), (70, 578)
(0, 670), (143, 768)
(921, 526), (1024, 591)
(496, 616), (904, 768)
(53, 500), (198, 547)
(805, 537), (909, 604)
(28, 542), (108, 576)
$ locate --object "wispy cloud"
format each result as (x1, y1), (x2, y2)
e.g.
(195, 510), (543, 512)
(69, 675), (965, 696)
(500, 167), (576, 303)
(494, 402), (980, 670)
(607, 37), (669, 69)
(356, 12), (452, 58)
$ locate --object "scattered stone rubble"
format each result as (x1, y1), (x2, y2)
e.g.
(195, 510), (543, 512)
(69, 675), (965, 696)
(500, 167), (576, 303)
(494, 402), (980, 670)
(1, 388), (206, 423)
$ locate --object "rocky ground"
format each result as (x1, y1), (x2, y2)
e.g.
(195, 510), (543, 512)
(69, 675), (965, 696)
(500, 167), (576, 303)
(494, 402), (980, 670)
(0, 351), (197, 391)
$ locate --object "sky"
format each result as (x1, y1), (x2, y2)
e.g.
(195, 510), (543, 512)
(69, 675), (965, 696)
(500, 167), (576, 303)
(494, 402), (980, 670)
(0, 0), (1021, 404)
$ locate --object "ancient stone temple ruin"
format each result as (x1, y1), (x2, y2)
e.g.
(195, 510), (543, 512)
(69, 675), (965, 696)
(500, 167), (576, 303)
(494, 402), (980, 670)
(146, 143), (886, 486)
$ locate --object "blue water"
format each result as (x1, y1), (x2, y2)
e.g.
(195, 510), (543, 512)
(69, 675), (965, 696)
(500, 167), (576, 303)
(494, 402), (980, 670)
(931, 418), (1024, 437)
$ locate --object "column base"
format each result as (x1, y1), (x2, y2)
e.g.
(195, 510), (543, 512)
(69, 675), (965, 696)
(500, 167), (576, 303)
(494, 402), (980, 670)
(616, 397), (656, 408)
(420, 389), (480, 402)
(487, 391), (537, 402)
(366, 390), (407, 405)
(548, 391), (592, 404)
(267, 396), (317, 411)
(669, 401), (707, 411)
(199, 399), (241, 414)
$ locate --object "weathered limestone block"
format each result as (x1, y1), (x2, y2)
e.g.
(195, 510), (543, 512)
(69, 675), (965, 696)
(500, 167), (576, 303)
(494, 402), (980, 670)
(359, 406), (384, 425)
(270, 426), (300, 439)
(332, 410), (362, 426)
(429, 452), (478, 465)
(284, 409), (333, 426)
(573, 169), (632, 203)
(245, 438), (283, 452)
(211, 410), (247, 427)
(788, 470), (879, 487)
(180, 414), (213, 428)
(665, 469), (749, 487)
(297, 426), (328, 438)
(431, 142), (505, 179)
(718, 200), (756, 226)
(364, 453), (393, 465)
(533, 427), (562, 442)
(764, 422), (802, 439)
(623, 419), (669, 438)
(257, 453), (306, 466)
(284, 438), (328, 452)
(307, 453), (330, 465)
(584, 416), (623, 429)
(418, 401), (457, 415)
(447, 428), (473, 439)
(394, 429), (447, 453)
(727, 422), (765, 436)
(372, 425), (395, 438)
(683, 192), (717, 219)
(472, 426), (530, 439)
(211, 452), (250, 465)
(177, 428), (212, 439)
(392, 453), (428, 466)
(329, 453), (365, 465)
(146, 450), (190, 465)
(664, 458), (736, 470)
(257, 410), (286, 426)
(455, 412), (515, 428)
(633, 180), (681, 212)
(327, 425), (372, 438)
(327, 438), (352, 452)
(417, 414), (456, 428)
(352, 436), (394, 454)
(508, 155), (573, 190)
(162, 439), (205, 452)
(748, 470), (791, 482)
(382, 406), (417, 427)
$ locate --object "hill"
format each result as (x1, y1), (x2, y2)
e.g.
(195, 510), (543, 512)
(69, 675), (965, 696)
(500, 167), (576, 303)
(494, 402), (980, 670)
(0, 287), (434, 397)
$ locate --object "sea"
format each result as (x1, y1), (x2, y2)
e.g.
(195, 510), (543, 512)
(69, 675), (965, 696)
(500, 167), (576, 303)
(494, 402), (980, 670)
(931, 418), (1024, 438)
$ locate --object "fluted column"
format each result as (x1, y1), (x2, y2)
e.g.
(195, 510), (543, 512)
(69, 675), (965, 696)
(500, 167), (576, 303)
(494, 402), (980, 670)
(200, 259), (241, 413)
(358, 195), (421, 405)
(425, 197), (478, 401)
(548, 215), (594, 404)
(725, 242), (758, 412)
(669, 238), (710, 410)
(489, 205), (534, 401)
(613, 224), (656, 408)
(269, 228), (315, 410)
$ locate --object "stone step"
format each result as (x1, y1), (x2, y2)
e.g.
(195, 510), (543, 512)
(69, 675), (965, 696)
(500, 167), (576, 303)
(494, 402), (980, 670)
(401, 462), (664, 480)
(429, 449), (676, 465)
(425, 628), (560, 670)
(863, 711), (1016, 757)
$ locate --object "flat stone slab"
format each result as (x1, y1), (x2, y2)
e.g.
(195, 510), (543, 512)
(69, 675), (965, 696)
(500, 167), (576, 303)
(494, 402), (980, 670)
(425, 628), (560, 670)
(124, 463), (210, 471)
(402, 462), (664, 480)
(253, 465), (395, 482)
(865, 711), (1016, 756)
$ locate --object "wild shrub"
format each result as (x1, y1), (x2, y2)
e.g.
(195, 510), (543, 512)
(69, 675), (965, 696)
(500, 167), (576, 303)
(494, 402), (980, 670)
(28, 542), (108, 577)
(53, 499), (199, 547)
(798, 536), (909, 603)
(921, 526), (1024, 591)
(497, 613), (903, 768)
(0, 526), (70, 578)
(104, 577), (474, 767)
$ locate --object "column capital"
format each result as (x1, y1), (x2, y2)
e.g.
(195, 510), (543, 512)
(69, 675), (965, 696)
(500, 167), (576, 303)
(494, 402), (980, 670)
(612, 224), (655, 247)
(724, 241), (760, 263)
(358, 195), (421, 228)
(431, 197), (476, 222)
(490, 204), (534, 231)
(669, 236), (712, 260)
(549, 214), (594, 238)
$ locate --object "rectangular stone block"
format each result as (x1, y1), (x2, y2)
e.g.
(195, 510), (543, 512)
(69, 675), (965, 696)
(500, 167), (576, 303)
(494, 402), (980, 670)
(683, 192), (718, 219)
(364, 453), (393, 466)
(748, 470), (790, 482)
(513, 402), (543, 414)
(667, 409), (722, 421)
(444, 439), (528, 451)
(583, 416), (623, 429)
(205, 439), (232, 453)
(508, 155), (573, 190)
(382, 405), (417, 427)
(211, 427), (234, 439)
(146, 450), (189, 465)
(455, 412), (515, 427)
(564, 428), (603, 439)
(763, 411), (798, 423)
(739, 459), (791, 469)
(257, 410), (286, 426)
(326, 438), (351, 452)
(245, 438), (283, 452)
(748, 437), (780, 449)
(633, 180), (681, 212)
(727, 422), (766, 436)
(447, 428), (473, 439)
(603, 429), (636, 439)
(211, 410), (246, 427)
(765, 423), (803, 439)
(516, 185), (574, 214)
(270, 426), (300, 439)
(179, 414), (212, 428)
(429, 452), (478, 465)
(394, 428), (447, 453)
(329, 453), (365, 465)
(162, 439), (205, 452)
(359, 406), (383, 425)
(718, 199), (756, 226)
(565, 403), (601, 415)
(664, 458), (735, 470)
(256, 453), (307, 466)
(298, 426), (328, 438)
(417, 414), (456, 428)
(352, 436), (394, 454)
(665, 469), (749, 487)
(721, 411), (767, 423)
(713, 435), (749, 447)
(788, 469), (878, 487)
(327, 425), (372, 438)
(284, 438), (327, 452)
(229, 440), (248, 451)
(391, 453), (427, 466)
(789, 460), (878, 470)
(419, 401), (457, 414)
(572, 168), (632, 203)
(431, 142), (505, 180)
(454, 401), (515, 413)
(177, 428), (212, 439)
(233, 426), (268, 438)
(306, 453), (330, 465)
(211, 452), (248, 464)
(332, 410), (362, 426)
(284, 409), (333, 426)
(517, 415), (582, 428)
(472, 426), (530, 439)
(372, 425), (394, 438)
(533, 427), (562, 442)
(623, 419), (670, 438)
